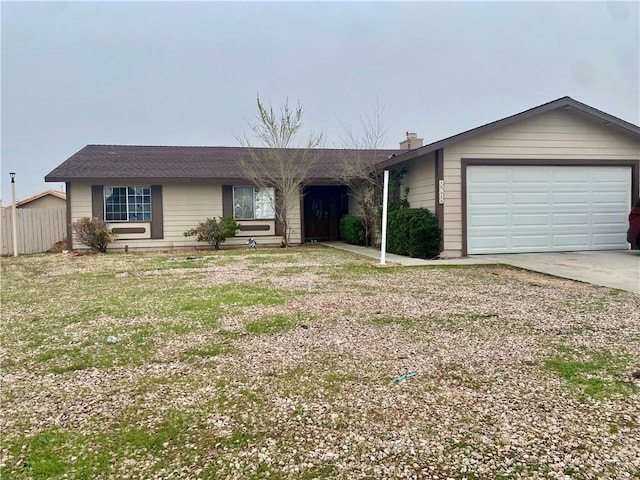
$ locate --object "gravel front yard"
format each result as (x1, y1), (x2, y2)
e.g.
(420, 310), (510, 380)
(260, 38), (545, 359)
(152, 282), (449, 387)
(1, 247), (639, 479)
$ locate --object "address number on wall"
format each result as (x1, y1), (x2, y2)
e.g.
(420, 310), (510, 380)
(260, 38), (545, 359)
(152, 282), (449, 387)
(438, 180), (445, 205)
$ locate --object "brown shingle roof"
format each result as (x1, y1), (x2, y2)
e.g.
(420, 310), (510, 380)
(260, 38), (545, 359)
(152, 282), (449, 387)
(45, 145), (402, 183)
(47, 97), (638, 184)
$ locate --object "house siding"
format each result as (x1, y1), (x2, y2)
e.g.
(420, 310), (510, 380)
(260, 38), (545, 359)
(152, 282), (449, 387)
(162, 184), (222, 246)
(403, 151), (436, 212)
(441, 109), (640, 257)
(286, 192), (302, 245)
(69, 182), (301, 250)
(68, 183), (92, 249)
(71, 183), (93, 221)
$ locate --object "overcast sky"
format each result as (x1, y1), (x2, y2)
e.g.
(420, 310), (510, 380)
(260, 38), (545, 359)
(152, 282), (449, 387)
(2, 1), (638, 201)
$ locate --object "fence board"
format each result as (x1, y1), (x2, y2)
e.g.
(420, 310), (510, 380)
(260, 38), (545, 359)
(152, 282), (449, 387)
(0, 208), (66, 255)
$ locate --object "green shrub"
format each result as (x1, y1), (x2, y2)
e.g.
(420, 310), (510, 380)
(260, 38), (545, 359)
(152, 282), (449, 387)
(183, 216), (241, 250)
(386, 208), (441, 259)
(340, 216), (366, 245)
(71, 217), (115, 253)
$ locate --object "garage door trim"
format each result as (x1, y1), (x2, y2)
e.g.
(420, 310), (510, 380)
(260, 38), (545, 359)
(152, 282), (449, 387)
(461, 158), (640, 256)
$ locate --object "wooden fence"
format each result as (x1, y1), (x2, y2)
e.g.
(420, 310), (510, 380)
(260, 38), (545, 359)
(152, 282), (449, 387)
(1, 208), (67, 256)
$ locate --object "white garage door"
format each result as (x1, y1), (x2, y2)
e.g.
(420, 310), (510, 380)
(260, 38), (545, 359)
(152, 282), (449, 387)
(467, 165), (631, 254)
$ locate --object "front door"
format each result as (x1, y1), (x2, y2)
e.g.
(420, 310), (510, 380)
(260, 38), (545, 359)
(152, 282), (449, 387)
(303, 186), (347, 241)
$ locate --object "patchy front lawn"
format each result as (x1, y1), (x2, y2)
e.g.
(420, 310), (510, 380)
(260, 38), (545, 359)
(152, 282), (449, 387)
(1, 247), (639, 479)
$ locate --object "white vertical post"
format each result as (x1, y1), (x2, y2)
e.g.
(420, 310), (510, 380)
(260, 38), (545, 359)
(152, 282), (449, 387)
(10, 172), (18, 257)
(380, 169), (389, 265)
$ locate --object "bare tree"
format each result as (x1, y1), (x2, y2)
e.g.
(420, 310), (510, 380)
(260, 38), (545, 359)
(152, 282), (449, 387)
(239, 95), (323, 247)
(339, 101), (389, 246)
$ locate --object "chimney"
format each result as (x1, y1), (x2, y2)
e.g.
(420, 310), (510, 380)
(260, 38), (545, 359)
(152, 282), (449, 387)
(399, 131), (423, 150)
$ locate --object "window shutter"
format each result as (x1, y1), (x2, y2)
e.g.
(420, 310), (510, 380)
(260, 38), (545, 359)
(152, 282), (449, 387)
(150, 185), (163, 239)
(275, 189), (284, 236)
(91, 185), (104, 220)
(222, 186), (233, 217)
(66, 182), (73, 249)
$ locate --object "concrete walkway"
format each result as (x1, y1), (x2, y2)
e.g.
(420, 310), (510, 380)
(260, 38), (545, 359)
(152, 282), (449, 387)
(320, 242), (493, 266)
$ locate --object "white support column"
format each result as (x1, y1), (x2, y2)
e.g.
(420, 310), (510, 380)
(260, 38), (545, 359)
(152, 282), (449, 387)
(379, 169), (389, 265)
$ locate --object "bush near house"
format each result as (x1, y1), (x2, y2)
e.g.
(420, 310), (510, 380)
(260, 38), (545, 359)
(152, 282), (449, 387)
(183, 216), (241, 250)
(340, 215), (367, 246)
(387, 208), (441, 259)
(71, 217), (115, 253)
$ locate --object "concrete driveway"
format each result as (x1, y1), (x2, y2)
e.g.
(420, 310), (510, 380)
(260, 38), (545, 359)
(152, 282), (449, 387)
(325, 242), (640, 293)
(476, 250), (640, 294)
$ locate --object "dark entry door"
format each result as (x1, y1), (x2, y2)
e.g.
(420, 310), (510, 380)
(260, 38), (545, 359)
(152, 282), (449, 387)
(303, 186), (347, 241)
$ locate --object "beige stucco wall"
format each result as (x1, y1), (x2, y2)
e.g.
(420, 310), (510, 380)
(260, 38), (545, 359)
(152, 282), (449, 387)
(440, 108), (640, 257)
(69, 182), (301, 250)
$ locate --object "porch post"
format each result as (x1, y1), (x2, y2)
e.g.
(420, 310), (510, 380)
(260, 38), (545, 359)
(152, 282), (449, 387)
(380, 170), (389, 265)
(10, 172), (18, 257)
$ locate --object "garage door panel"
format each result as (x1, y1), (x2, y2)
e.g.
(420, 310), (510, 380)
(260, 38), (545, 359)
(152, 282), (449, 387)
(592, 212), (627, 225)
(512, 235), (550, 248)
(553, 169), (590, 182)
(553, 213), (589, 225)
(591, 191), (628, 204)
(593, 233), (627, 246)
(549, 191), (589, 202)
(512, 213), (549, 226)
(471, 169), (509, 182)
(467, 165), (631, 254)
(468, 192), (509, 205)
(596, 169), (630, 181)
(511, 192), (549, 205)
(513, 170), (549, 182)
(553, 234), (590, 247)
(471, 236), (509, 251)
(469, 214), (509, 227)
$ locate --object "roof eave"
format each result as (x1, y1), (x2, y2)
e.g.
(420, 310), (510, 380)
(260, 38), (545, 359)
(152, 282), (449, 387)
(562, 98), (640, 135)
(378, 96), (640, 170)
(46, 176), (250, 184)
(46, 176), (346, 184)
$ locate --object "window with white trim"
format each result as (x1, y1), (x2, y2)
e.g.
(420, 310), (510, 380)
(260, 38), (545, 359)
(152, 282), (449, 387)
(104, 186), (151, 222)
(233, 187), (275, 220)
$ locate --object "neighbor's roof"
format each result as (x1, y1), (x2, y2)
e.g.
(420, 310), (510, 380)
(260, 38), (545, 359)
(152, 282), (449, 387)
(45, 145), (402, 183)
(378, 96), (640, 168)
(2, 189), (66, 209)
(16, 189), (66, 207)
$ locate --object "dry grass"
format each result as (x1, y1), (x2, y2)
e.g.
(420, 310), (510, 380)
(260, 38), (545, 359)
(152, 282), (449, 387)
(1, 246), (639, 479)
